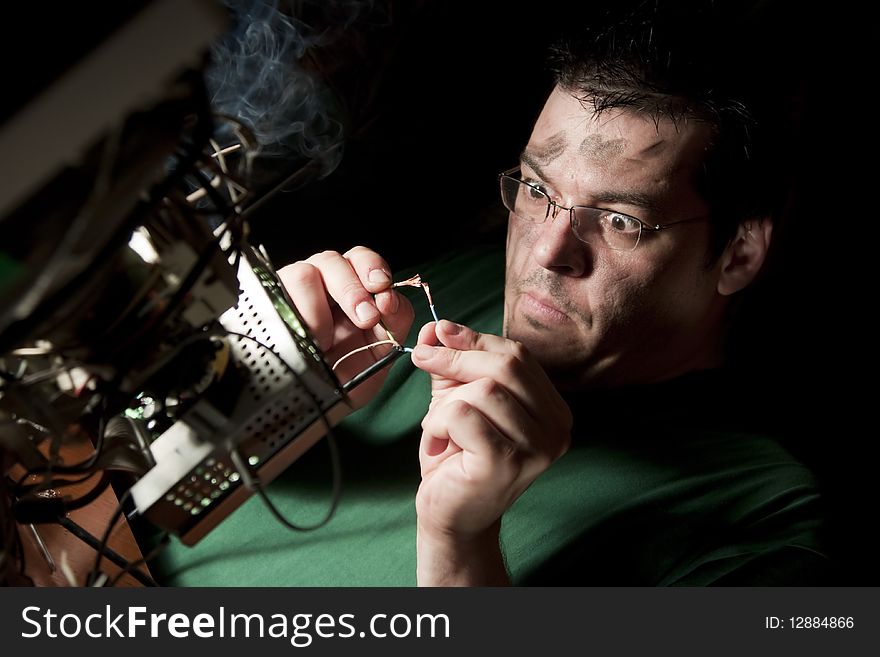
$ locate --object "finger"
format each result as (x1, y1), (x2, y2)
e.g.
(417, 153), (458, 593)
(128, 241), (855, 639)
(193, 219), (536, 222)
(343, 245), (394, 293)
(434, 319), (524, 356)
(411, 343), (548, 418)
(306, 250), (380, 329)
(420, 400), (514, 471)
(416, 321), (440, 347)
(278, 262), (334, 350)
(415, 322), (569, 421)
(375, 289), (415, 347)
(343, 247), (414, 343)
(433, 377), (544, 451)
(419, 428), (462, 460)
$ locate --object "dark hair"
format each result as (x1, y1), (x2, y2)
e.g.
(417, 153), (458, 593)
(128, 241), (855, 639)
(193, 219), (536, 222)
(548, 0), (799, 261)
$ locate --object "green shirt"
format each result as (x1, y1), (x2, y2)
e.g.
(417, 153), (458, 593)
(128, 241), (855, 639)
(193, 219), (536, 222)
(154, 245), (829, 586)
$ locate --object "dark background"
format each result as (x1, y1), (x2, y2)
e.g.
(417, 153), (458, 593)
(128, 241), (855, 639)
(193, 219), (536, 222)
(3, 0), (871, 584)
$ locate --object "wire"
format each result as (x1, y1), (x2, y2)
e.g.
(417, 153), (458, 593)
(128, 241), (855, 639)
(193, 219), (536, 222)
(392, 274), (440, 322)
(14, 470), (100, 500)
(331, 339), (398, 371)
(106, 532), (170, 587)
(85, 488), (134, 586)
(223, 331), (342, 532)
(12, 396), (110, 494)
(332, 272), (444, 387)
(340, 346), (409, 394)
(57, 473), (111, 512)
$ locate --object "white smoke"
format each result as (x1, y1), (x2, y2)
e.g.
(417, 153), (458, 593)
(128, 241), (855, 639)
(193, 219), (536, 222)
(206, 0), (360, 176)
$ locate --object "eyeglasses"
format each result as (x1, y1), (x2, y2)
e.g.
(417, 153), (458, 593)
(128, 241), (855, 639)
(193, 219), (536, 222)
(499, 167), (707, 252)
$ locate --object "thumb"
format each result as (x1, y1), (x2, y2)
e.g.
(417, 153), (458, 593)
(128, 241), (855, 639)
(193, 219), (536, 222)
(416, 321), (441, 347)
(413, 321), (459, 397)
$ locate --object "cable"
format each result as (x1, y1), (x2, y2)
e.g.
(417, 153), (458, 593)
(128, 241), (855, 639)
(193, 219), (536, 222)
(12, 396), (111, 498)
(106, 532), (170, 587)
(393, 274), (440, 323)
(14, 470), (100, 500)
(224, 331), (342, 532)
(84, 488), (141, 586)
(331, 339), (399, 371)
(340, 346), (409, 394)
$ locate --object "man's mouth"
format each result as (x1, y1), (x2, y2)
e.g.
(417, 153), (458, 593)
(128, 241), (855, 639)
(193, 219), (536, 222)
(520, 291), (572, 324)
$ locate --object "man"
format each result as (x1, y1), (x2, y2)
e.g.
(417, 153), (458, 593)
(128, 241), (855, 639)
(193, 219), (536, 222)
(267, 1), (830, 586)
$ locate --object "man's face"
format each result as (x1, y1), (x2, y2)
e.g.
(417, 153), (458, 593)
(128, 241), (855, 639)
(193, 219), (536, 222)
(504, 86), (728, 389)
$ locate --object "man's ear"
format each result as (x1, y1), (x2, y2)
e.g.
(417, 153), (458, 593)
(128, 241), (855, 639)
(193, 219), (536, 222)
(717, 218), (773, 296)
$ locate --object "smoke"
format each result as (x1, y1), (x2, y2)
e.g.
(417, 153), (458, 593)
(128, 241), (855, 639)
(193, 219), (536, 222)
(206, 0), (363, 176)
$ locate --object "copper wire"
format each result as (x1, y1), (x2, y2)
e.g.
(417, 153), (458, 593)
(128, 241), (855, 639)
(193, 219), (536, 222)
(330, 273), (440, 374)
(392, 274), (439, 322)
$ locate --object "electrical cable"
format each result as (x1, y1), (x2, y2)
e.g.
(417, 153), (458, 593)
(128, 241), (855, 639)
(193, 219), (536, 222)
(223, 331), (342, 532)
(106, 532), (170, 587)
(340, 346), (408, 394)
(331, 339), (400, 371)
(12, 396), (110, 496)
(393, 274), (440, 323)
(84, 488), (136, 586)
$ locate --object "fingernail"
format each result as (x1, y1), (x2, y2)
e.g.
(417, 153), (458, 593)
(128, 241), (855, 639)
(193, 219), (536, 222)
(440, 320), (461, 335)
(355, 301), (378, 323)
(368, 268), (390, 285)
(388, 290), (400, 313)
(413, 344), (435, 360)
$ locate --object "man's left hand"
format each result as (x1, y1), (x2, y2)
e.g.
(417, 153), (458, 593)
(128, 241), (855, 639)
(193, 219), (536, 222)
(411, 319), (572, 585)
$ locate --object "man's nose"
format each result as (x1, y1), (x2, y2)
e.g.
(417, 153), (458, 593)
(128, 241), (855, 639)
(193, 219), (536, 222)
(532, 205), (590, 277)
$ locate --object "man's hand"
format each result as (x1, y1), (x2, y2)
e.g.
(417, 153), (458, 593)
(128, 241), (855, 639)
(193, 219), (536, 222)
(411, 319), (572, 585)
(278, 247), (414, 409)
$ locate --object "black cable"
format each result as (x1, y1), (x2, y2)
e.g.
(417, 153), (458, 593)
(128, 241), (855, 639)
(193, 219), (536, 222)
(341, 346), (407, 393)
(61, 514), (156, 587)
(82, 488), (153, 586)
(59, 473), (111, 512)
(15, 470), (100, 498)
(224, 331), (343, 532)
(13, 396), (109, 488)
(12, 471), (111, 526)
(106, 532), (169, 587)
(14, 521), (28, 581)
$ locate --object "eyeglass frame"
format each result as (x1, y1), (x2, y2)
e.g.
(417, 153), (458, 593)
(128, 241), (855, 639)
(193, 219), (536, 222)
(499, 166), (709, 251)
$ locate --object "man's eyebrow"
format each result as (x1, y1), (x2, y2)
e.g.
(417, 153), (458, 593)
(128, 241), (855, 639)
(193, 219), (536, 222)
(519, 150), (550, 181)
(521, 149), (661, 212)
(588, 190), (662, 213)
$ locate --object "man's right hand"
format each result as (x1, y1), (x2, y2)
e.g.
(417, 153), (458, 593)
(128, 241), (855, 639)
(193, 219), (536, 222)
(278, 246), (415, 409)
